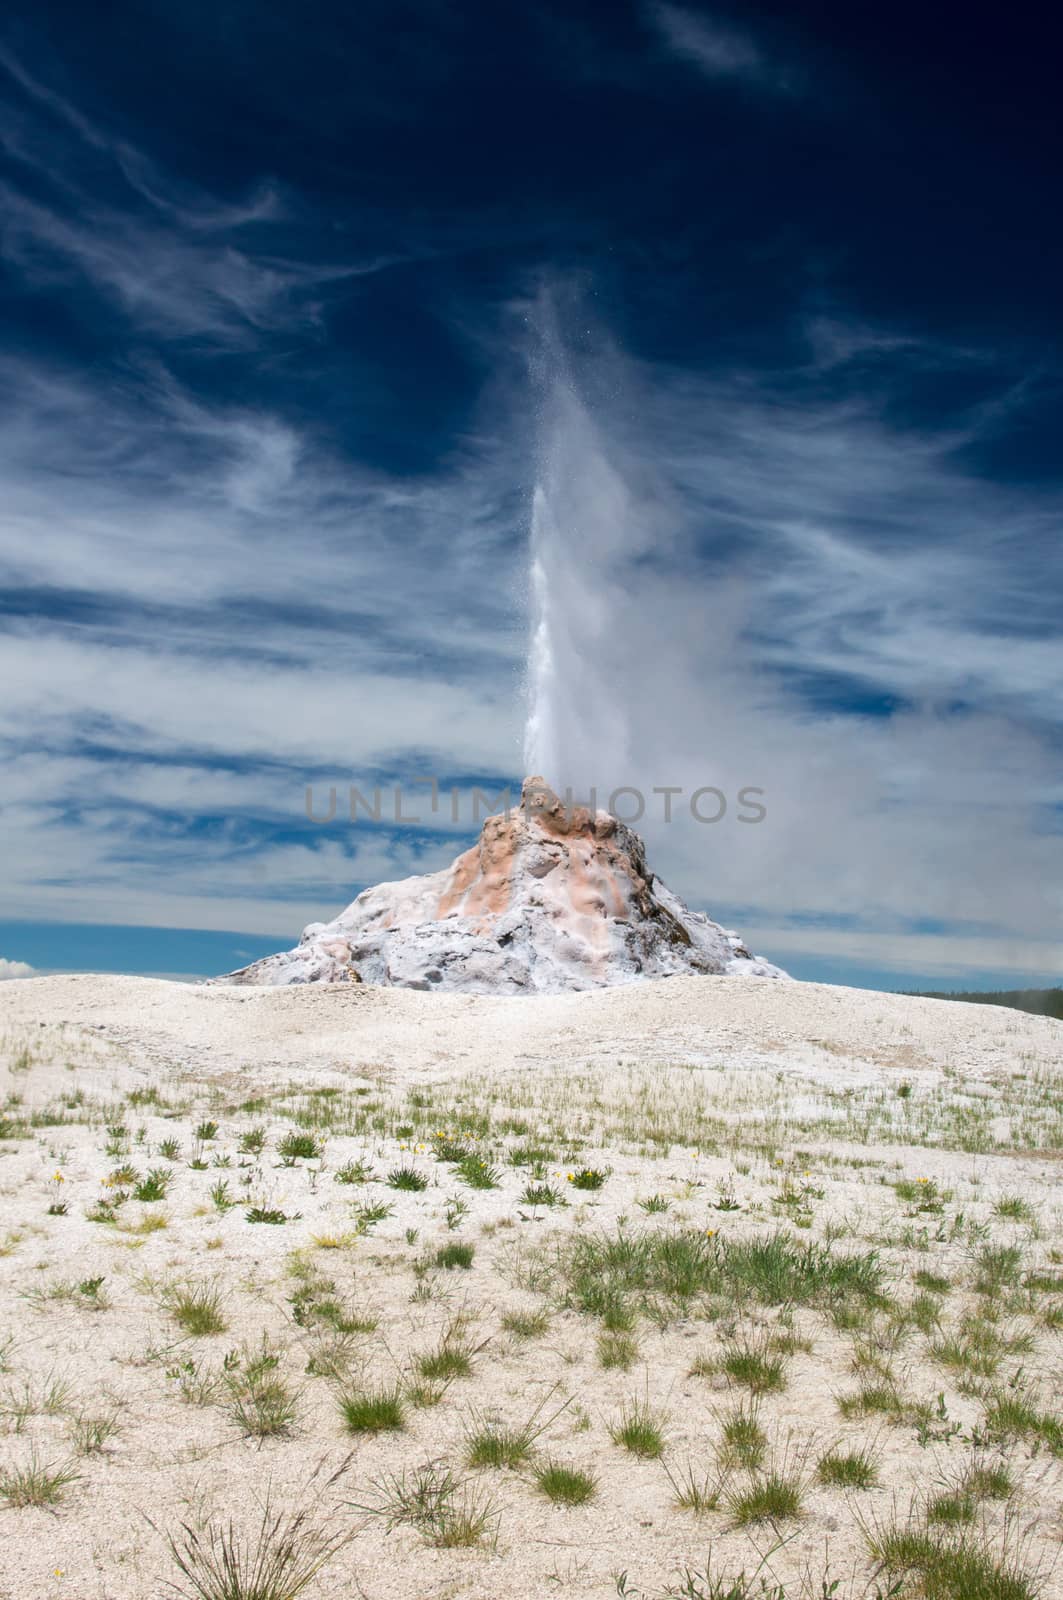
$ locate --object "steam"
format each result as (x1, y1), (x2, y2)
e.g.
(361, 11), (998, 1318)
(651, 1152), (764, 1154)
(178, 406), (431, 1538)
(522, 333), (654, 795)
(515, 299), (1062, 984)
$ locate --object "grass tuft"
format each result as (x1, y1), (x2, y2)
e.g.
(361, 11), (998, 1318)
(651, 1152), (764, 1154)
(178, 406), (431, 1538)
(350, 1461), (497, 1547)
(164, 1499), (348, 1600)
(664, 1456), (725, 1514)
(865, 1517), (1039, 1600)
(386, 1165), (428, 1191)
(725, 1465), (805, 1527)
(337, 1382), (405, 1435)
(533, 1460), (596, 1505)
(718, 1400), (767, 1470)
(163, 1280), (228, 1337)
(816, 1442), (879, 1489)
(609, 1397), (667, 1459)
(501, 1307), (550, 1339)
(435, 1241), (474, 1270)
(0, 1450), (80, 1507)
(225, 1339), (297, 1439)
(719, 1333), (787, 1394)
(597, 1331), (639, 1370)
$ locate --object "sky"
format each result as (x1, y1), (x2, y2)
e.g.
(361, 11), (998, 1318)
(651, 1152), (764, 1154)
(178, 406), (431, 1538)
(0, 0), (1060, 991)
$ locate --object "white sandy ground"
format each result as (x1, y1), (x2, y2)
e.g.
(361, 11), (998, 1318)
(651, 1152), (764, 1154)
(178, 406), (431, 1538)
(0, 972), (1061, 1599)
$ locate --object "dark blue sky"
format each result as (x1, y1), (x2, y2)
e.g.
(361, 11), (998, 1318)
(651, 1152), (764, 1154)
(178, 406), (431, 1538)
(0, 1), (1060, 990)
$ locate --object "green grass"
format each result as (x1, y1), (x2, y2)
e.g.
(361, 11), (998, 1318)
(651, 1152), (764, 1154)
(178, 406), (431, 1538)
(435, 1241), (474, 1270)
(501, 1308), (550, 1339)
(165, 1500), (348, 1600)
(133, 1167), (172, 1202)
(719, 1335), (787, 1394)
(927, 1491), (977, 1525)
(522, 1182), (566, 1207)
(816, 1443), (879, 1489)
(663, 1457), (724, 1514)
(164, 1281), (227, 1337)
(225, 1340), (297, 1438)
(68, 1409), (121, 1455)
(416, 1333), (473, 1382)
(533, 1460), (597, 1505)
(983, 1392), (1063, 1453)
(558, 1227), (883, 1324)
(462, 1395), (558, 1470)
(910, 1292), (943, 1333)
(167, 1357), (223, 1406)
(974, 1244), (1024, 1297)
(278, 1130), (322, 1163)
(209, 1179), (236, 1212)
(866, 1522), (1039, 1600)
(837, 1382), (905, 1419)
(569, 1167), (608, 1190)
(914, 1269), (952, 1294)
(963, 1461), (1014, 1500)
(350, 1200), (393, 1231)
(508, 1144), (557, 1167)
(598, 1331), (639, 1370)
(386, 1165), (428, 1191)
(338, 1383), (405, 1435)
(29, 1274), (109, 1311)
(931, 1332), (1002, 1380)
(609, 1397), (667, 1459)
(895, 1177), (947, 1211)
(464, 1425), (533, 1469)
(334, 1158), (373, 1185)
(350, 1462), (497, 1548)
(433, 1136), (473, 1162)
(456, 1154), (501, 1189)
(405, 1380), (446, 1409)
(0, 1450), (80, 1507)
(718, 1401), (767, 1469)
(724, 1467), (804, 1526)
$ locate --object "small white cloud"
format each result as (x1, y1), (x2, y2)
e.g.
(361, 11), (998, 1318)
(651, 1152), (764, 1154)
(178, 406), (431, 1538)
(0, 958), (36, 981)
(648, 3), (795, 92)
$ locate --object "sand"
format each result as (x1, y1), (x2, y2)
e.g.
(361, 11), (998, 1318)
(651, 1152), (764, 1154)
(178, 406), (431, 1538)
(0, 973), (1061, 1598)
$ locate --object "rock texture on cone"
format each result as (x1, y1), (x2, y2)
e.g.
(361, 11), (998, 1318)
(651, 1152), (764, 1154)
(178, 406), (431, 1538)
(214, 777), (788, 993)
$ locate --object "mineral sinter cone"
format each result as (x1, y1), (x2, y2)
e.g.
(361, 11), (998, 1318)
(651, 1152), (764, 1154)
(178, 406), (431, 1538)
(214, 776), (787, 993)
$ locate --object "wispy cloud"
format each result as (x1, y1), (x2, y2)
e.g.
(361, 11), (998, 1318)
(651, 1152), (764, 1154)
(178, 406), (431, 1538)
(0, 46), (1058, 984)
(646, 3), (797, 92)
(0, 46), (398, 343)
(2, 287), (1061, 977)
(519, 291), (1063, 977)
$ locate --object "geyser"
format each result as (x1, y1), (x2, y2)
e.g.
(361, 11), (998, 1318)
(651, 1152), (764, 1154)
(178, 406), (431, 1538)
(522, 365), (643, 798)
(214, 776), (786, 991)
(213, 321), (787, 993)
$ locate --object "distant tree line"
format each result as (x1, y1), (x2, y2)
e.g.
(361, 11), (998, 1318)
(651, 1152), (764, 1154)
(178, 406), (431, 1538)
(904, 987), (1063, 1020)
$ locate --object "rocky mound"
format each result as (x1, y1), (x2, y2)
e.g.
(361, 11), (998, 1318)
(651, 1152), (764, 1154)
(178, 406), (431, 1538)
(214, 777), (787, 993)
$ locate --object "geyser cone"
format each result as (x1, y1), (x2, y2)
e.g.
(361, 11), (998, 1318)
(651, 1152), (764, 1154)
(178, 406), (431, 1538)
(214, 778), (787, 993)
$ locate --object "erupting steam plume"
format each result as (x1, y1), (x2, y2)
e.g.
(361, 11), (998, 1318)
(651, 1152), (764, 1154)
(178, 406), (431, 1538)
(212, 305), (787, 992)
(522, 321), (650, 799)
